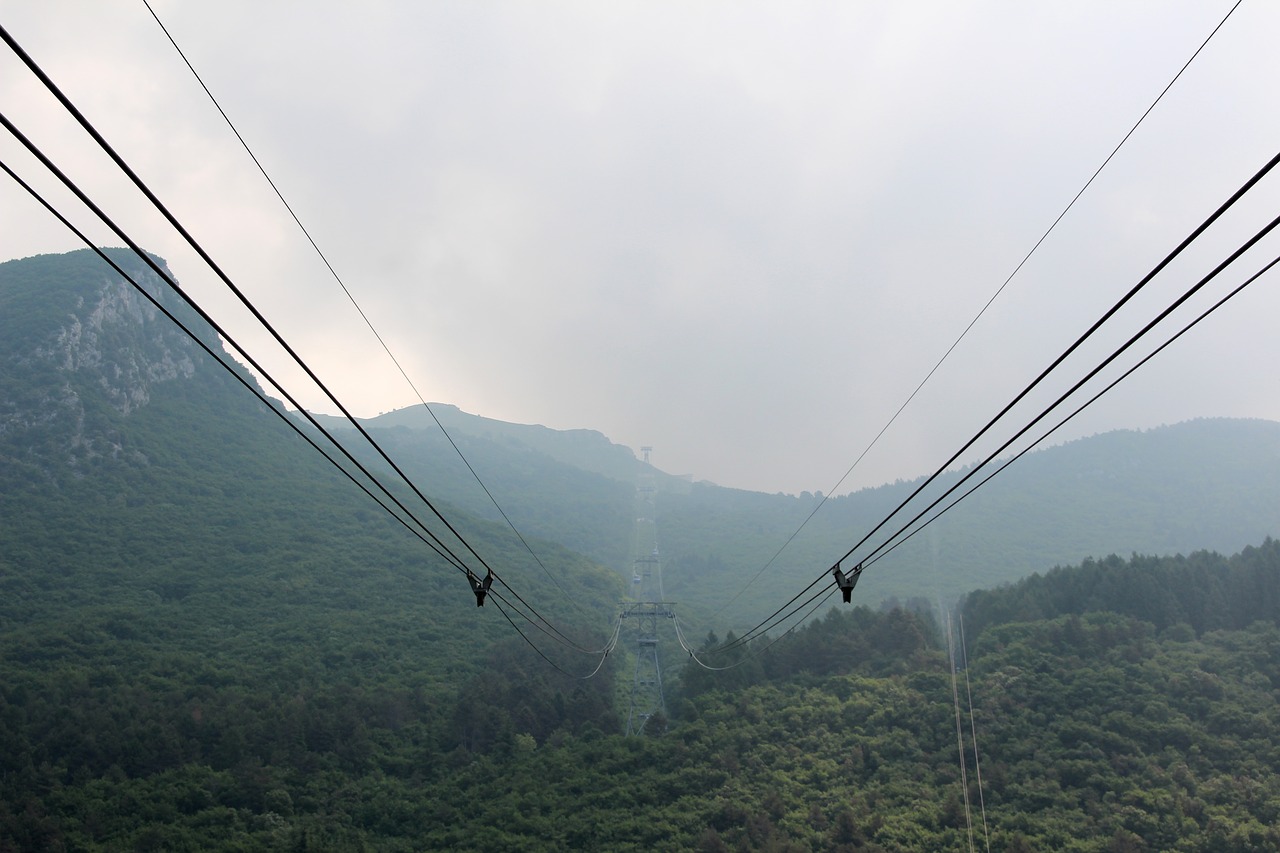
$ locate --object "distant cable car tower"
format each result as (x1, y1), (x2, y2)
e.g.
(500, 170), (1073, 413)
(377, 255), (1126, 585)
(622, 599), (673, 735)
(624, 446), (671, 734)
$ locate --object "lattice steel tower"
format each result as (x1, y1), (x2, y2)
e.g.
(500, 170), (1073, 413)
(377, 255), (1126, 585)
(624, 449), (672, 735)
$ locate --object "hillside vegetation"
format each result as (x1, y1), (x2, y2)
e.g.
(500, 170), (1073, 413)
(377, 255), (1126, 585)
(7, 544), (1280, 850)
(4, 249), (1280, 850)
(0, 250), (624, 849)
(316, 406), (1280, 629)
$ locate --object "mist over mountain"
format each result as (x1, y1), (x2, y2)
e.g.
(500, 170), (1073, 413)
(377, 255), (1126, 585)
(314, 396), (1280, 632)
(5, 248), (1280, 850)
(0, 247), (623, 765)
(4, 246), (1277, 671)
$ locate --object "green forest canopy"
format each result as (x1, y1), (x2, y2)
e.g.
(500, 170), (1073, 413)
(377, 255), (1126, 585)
(5, 249), (1280, 850)
(6, 543), (1280, 851)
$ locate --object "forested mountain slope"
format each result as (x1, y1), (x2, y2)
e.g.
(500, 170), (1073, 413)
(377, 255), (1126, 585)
(657, 418), (1280, 628)
(312, 407), (643, 573)
(5, 249), (1280, 850)
(960, 537), (1280, 644)
(0, 247), (620, 661)
(10, 530), (1280, 849)
(0, 249), (624, 849)
(327, 392), (1280, 632)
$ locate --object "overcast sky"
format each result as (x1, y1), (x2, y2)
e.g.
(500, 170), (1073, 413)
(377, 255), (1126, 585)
(4, 1), (1279, 496)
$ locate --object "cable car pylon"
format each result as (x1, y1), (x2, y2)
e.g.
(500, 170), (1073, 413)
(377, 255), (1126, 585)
(624, 449), (673, 735)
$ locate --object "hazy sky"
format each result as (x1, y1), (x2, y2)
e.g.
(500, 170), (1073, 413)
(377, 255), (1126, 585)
(4, 1), (1280, 496)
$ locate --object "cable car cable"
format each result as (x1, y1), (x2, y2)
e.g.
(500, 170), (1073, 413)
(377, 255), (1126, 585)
(714, 571), (832, 653)
(4, 28), (616, 655)
(1, 113), (599, 658)
(3, 140), (608, 658)
(852, 209), (1280, 574)
(139, 0), (584, 612)
(720, 583), (835, 654)
(712, 563), (846, 654)
(830, 147), (1280, 573)
(489, 597), (621, 679)
(0, 110), (476, 580)
(864, 249), (1280, 573)
(0, 24), (504, 587)
(0, 142), (488, 578)
(0, 157), (482, 579)
(715, 149), (1280, 653)
(734, 236), (1279, 664)
(677, 584), (839, 668)
(709, 0), (1244, 619)
(487, 580), (621, 656)
(0, 121), (489, 583)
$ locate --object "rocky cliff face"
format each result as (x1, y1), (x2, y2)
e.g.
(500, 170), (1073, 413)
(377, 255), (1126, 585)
(40, 267), (198, 409)
(0, 249), (219, 475)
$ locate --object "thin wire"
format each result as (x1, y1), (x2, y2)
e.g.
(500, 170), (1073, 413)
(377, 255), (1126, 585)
(712, 0), (1244, 616)
(1, 156), (620, 664)
(721, 149), (1280, 652)
(0, 157), (477, 579)
(834, 148), (1280, 572)
(946, 611), (976, 852)
(674, 585), (837, 669)
(0, 105), (593, 658)
(0, 123), (482, 580)
(855, 209), (1280, 573)
(5, 27), (619, 659)
(866, 249), (1280, 572)
(671, 615), (746, 671)
(960, 614), (992, 853)
(672, 612), (767, 671)
(490, 598), (620, 679)
(139, 0), (580, 607)
(0, 23), (502, 584)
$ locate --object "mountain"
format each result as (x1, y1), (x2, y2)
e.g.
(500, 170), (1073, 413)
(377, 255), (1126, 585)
(0, 245), (625, 648)
(5, 248), (1280, 850)
(656, 416), (1280, 627)
(0, 249), (626, 848)
(320, 404), (641, 483)
(308, 405), (646, 573)
(310, 396), (1280, 632)
(8, 246), (1279, 653)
